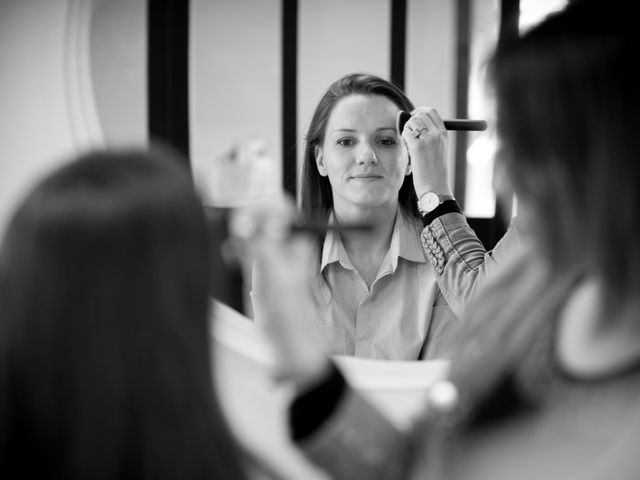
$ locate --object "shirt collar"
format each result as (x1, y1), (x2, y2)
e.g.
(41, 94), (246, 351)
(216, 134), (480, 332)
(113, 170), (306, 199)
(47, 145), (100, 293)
(319, 207), (426, 273)
(320, 214), (353, 271)
(396, 207), (427, 263)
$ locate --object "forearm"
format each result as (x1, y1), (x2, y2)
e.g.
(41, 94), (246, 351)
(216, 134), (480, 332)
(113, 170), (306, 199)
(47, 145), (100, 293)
(421, 213), (523, 318)
(290, 364), (413, 480)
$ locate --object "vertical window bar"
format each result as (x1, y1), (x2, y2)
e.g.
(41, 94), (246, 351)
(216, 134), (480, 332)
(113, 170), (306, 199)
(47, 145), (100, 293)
(390, 0), (407, 89)
(494, 0), (519, 232)
(147, 0), (190, 166)
(282, 0), (298, 198)
(454, 0), (471, 207)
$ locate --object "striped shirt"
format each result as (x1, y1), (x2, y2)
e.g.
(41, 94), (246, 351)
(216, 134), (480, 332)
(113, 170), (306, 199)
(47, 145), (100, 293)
(309, 207), (456, 360)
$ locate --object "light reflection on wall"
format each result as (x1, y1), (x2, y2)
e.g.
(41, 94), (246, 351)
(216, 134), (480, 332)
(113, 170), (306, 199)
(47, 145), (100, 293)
(464, 0), (568, 218)
(464, 0), (499, 218)
(519, 0), (568, 33)
(190, 0), (282, 206)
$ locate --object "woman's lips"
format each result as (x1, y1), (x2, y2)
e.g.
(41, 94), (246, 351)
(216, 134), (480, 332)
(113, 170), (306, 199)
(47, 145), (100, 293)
(351, 173), (382, 179)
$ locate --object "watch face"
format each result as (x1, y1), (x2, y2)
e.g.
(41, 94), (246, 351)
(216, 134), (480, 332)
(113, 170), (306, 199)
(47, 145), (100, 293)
(419, 192), (440, 213)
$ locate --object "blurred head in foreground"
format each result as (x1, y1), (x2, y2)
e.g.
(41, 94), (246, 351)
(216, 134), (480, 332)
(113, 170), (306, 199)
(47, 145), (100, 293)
(0, 146), (249, 479)
(491, 0), (640, 308)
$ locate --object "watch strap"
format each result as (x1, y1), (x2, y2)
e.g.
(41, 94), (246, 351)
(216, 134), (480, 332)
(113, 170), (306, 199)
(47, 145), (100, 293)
(421, 199), (462, 227)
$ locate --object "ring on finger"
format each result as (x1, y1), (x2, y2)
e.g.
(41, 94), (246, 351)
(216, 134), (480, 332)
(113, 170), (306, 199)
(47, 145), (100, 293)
(413, 127), (428, 139)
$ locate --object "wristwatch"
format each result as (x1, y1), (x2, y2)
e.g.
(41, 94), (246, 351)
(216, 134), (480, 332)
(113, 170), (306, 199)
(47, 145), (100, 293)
(417, 192), (456, 215)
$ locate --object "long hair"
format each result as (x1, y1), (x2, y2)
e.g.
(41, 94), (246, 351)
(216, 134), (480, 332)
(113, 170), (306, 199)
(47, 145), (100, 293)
(490, 0), (640, 310)
(0, 146), (249, 479)
(299, 72), (420, 219)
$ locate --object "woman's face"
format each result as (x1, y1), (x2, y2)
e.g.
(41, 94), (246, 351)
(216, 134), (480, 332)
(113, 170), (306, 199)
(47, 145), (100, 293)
(316, 94), (410, 214)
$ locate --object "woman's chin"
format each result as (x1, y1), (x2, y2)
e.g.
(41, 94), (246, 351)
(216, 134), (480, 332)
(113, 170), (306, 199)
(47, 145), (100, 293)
(342, 196), (397, 212)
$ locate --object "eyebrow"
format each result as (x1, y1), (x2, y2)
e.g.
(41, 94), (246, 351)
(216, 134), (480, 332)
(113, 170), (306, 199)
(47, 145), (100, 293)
(330, 127), (396, 134)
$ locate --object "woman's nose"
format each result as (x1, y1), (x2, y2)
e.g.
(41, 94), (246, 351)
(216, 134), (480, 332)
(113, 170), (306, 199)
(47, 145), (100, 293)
(356, 143), (378, 165)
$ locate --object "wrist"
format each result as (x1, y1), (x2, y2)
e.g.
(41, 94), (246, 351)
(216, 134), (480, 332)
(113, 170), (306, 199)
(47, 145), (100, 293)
(274, 345), (332, 391)
(414, 184), (453, 199)
(421, 199), (462, 227)
(289, 362), (346, 441)
(412, 166), (451, 197)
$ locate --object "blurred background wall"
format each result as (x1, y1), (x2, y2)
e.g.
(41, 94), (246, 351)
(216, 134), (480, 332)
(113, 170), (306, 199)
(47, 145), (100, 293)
(0, 0), (145, 234)
(0, 0), (566, 241)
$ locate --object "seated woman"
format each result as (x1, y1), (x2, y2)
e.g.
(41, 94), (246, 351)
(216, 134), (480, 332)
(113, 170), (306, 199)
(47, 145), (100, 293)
(0, 146), (269, 479)
(251, 0), (640, 478)
(253, 73), (460, 360)
(252, 72), (520, 360)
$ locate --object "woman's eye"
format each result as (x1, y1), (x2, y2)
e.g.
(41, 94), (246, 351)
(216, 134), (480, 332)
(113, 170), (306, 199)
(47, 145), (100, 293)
(337, 138), (354, 147)
(378, 136), (397, 146)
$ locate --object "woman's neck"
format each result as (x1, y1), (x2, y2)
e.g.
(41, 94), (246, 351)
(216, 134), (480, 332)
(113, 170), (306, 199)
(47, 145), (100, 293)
(333, 202), (398, 253)
(331, 202), (399, 287)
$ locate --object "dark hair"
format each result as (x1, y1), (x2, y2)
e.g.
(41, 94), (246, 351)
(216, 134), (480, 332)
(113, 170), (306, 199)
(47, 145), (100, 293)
(0, 146), (249, 479)
(299, 72), (419, 219)
(490, 0), (640, 308)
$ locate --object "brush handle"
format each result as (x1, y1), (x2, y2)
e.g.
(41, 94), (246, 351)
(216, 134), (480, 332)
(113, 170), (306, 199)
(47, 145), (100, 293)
(443, 119), (487, 131)
(397, 111), (487, 133)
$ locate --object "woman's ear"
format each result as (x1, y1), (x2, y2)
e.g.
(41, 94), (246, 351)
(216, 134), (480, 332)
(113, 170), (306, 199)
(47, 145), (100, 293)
(315, 145), (328, 177)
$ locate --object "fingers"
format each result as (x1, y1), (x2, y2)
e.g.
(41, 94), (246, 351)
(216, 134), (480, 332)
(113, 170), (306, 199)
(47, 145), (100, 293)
(246, 219), (329, 388)
(414, 106), (447, 131)
(401, 107), (452, 196)
(229, 194), (297, 241)
(404, 107), (447, 138)
(225, 197), (330, 387)
(400, 107), (448, 148)
(230, 197), (315, 283)
(253, 235), (315, 287)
